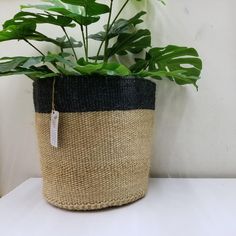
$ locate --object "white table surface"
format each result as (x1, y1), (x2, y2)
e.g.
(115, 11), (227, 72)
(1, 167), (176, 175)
(0, 178), (236, 236)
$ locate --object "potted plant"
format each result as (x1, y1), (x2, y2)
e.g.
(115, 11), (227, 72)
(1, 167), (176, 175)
(0, 0), (202, 211)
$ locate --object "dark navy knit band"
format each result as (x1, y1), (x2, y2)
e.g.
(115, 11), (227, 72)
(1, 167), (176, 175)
(33, 75), (156, 113)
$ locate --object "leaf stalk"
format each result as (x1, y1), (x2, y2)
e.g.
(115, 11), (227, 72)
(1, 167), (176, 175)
(61, 26), (78, 61)
(96, 0), (130, 62)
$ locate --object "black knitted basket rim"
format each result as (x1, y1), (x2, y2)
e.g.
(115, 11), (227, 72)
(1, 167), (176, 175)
(33, 75), (156, 113)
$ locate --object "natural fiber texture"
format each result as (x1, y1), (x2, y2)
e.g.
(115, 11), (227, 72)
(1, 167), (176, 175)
(35, 110), (154, 210)
(34, 75), (156, 211)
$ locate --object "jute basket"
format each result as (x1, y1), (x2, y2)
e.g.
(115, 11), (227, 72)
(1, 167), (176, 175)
(33, 75), (156, 211)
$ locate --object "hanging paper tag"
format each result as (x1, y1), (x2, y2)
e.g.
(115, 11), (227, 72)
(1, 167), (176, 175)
(50, 110), (59, 148)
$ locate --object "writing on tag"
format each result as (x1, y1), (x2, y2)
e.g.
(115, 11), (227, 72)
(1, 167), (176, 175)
(50, 110), (59, 148)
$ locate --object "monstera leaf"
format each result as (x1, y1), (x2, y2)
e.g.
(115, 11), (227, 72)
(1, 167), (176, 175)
(0, 53), (79, 79)
(74, 59), (130, 76)
(130, 45), (202, 87)
(3, 12), (75, 29)
(0, 23), (36, 42)
(74, 62), (103, 75)
(107, 29), (151, 57)
(0, 22), (58, 44)
(0, 57), (29, 73)
(0, 57), (57, 79)
(56, 36), (82, 48)
(21, 6), (99, 25)
(0, 0), (202, 88)
(107, 11), (146, 38)
(98, 63), (131, 76)
(60, 0), (110, 16)
(147, 45), (202, 87)
(21, 0), (103, 25)
(89, 11), (146, 42)
(0, 22), (61, 46)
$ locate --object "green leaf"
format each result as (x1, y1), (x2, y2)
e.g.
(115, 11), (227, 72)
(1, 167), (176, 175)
(44, 52), (75, 67)
(42, 0), (66, 8)
(135, 69), (186, 79)
(21, 4), (64, 12)
(0, 69), (56, 79)
(148, 45), (202, 87)
(0, 54), (71, 79)
(56, 65), (79, 75)
(14, 52), (76, 72)
(45, 7), (100, 25)
(129, 58), (149, 73)
(0, 21), (61, 46)
(25, 65), (58, 79)
(0, 57), (29, 72)
(0, 58), (57, 80)
(0, 51), (82, 79)
(21, 56), (43, 69)
(89, 11), (146, 41)
(88, 31), (106, 41)
(56, 36), (83, 48)
(99, 63), (131, 76)
(0, 23), (36, 42)
(3, 12), (75, 29)
(21, 3), (100, 25)
(60, 0), (110, 15)
(74, 62), (103, 74)
(74, 60), (131, 76)
(107, 11), (146, 38)
(107, 29), (151, 58)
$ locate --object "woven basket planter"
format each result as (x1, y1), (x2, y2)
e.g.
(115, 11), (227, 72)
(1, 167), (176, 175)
(33, 75), (156, 211)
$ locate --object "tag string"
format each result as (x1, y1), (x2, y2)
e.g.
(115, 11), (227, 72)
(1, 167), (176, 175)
(52, 78), (56, 111)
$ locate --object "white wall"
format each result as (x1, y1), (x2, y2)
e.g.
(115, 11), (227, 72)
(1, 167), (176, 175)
(0, 0), (236, 195)
(150, 0), (236, 177)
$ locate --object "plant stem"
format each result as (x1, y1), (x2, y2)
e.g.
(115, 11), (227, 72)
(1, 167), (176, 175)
(85, 6), (89, 62)
(23, 39), (45, 56)
(60, 47), (66, 69)
(23, 39), (59, 74)
(103, 0), (114, 63)
(95, 43), (103, 63)
(61, 26), (78, 61)
(85, 24), (89, 62)
(35, 31), (60, 47)
(80, 25), (88, 62)
(96, 0), (130, 63)
(109, 0), (130, 29)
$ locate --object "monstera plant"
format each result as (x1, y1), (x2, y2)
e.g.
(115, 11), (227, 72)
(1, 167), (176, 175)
(0, 0), (202, 88)
(0, 0), (203, 211)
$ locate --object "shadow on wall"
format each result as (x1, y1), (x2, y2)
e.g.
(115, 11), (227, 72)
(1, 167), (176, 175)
(150, 79), (189, 178)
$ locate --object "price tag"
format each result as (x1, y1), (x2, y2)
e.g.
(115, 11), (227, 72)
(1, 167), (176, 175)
(50, 110), (59, 148)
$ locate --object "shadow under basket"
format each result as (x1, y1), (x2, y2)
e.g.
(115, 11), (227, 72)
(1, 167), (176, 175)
(33, 75), (156, 211)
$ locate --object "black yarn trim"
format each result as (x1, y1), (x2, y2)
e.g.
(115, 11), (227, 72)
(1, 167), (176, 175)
(33, 75), (156, 113)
